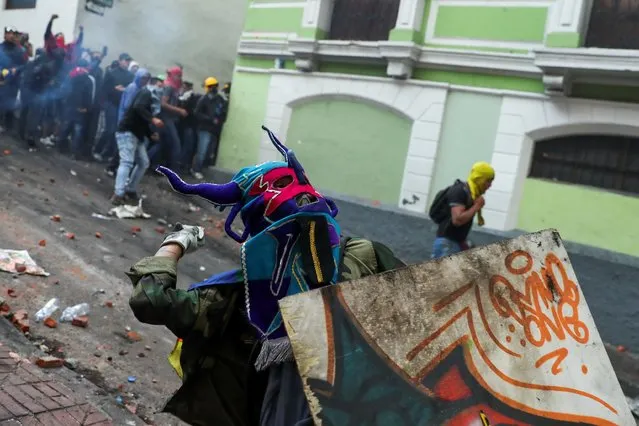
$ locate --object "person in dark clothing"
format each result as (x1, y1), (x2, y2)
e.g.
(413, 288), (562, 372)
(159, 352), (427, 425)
(430, 162), (494, 259)
(57, 59), (95, 158)
(111, 83), (164, 205)
(148, 66), (186, 171)
(44, 14), (83, 66)
(84, 47), (107, 157)
(177, 81), (201, 173)
(203, 81), (230, 168)
(93, 52), (133, 163)
(193, 76), (225, 178)
(0, 26), (27, 132)
(19, 48), (51, 147)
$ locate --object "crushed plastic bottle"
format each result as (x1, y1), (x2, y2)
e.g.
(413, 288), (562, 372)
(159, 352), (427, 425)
(34, 298), (60, 322)
(60, 303), (90, 322)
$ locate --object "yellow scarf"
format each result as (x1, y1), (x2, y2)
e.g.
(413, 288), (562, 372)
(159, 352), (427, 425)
(467, 162), (495, 227)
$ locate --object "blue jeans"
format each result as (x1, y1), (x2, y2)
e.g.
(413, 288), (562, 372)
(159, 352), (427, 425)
(193, 130), (216, 173)
(431, 237), (463, 259)
(96, 103), (118, 158)
(114, 132), (150, 197)
(179, 126), (196, 170)
(148, 119), (181, 170)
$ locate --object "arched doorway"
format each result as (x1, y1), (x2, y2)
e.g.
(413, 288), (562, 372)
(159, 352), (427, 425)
(518, 134), (639, 256)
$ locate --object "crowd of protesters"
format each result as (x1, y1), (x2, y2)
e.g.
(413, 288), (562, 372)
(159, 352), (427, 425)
(0, 15), (231, 206)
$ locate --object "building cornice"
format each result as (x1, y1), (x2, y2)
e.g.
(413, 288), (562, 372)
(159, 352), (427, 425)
(237, 40), (639, 93)
(237, 38), (541, 78)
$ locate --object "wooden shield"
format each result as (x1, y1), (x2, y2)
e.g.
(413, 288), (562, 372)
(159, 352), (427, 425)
(279, 229), (634, 425)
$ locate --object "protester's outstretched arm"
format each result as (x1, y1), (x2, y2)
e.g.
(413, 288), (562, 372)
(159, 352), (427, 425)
(127, 224), (205, 337)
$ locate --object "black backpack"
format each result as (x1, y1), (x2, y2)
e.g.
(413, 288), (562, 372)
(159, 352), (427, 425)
(429, 181), (466, 224)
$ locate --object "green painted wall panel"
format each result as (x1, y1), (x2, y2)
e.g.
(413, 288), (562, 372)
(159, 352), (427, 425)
(429, 92), (501, 204)
(243, 7), (303, 33)
(434, 6), (548, 42)
(286, 98), (412, 204)
(518, 178), (639, 257)
(412, 69), (544, 93)
(545, 31), (581, 47)
(217, 71), (271, 170)
(572, 83), (639, 104)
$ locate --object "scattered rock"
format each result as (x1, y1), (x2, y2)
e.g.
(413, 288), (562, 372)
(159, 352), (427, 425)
(157, 218), (168, 226)
(125, 403), (137, 415)
(39, 344), (50, 353)
(104, 301), (114, 308)
(36, 356), (64, 369)
(127, 376), (136, 383)
(50, 215), (61, 222)
(137, 352), (145, 358)
(199, 266), (206, 272)
(16, 181), (24, 187)
(72, 315), (89, 328)
(126, 331), (142, 342)
(3, 149), (11, 155)
(43, 317), (57, 328)
(70, 170), (77, 176)
(130, 226), (141, 234)
(154, 226), (166, 234)
(94, 352), (102, 358)
(83, 190), (89, 196)
(152, 379), (157, 384)
(617, 345), (627, 352)
(14, 264), (26, 274)
(144, 346), (151, 351)
(49, 178), (55, 184)
(12, 310), (29, 333)
(95, 232), (102, 239)
(107, 356), (113, 362)
(38, 239), (46, 247)
(65, 232), (76, 240)
(64, 358), (78, 370)
(118, 350), (129, 356)
(7, 288), (17, 297)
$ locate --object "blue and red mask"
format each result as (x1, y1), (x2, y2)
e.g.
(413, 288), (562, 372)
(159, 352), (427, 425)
(159, 126), (342, 369)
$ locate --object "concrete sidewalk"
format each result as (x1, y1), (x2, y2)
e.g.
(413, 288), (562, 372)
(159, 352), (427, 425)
(0, 317), (142, 426)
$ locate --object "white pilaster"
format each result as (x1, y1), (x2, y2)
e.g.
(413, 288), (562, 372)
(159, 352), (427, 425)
(302, 0), (334, 32)
(394, 0), (426, 32)
(545, 0), (591, 40)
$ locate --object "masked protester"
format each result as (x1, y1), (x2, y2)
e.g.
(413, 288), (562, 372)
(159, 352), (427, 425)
(429, 161), (495, 259)
(126, 126), (404, 426)
(190, 76), (224, 179)
(0, 26), (27, 132)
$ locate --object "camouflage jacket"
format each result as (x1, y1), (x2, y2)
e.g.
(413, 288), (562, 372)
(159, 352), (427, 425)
(126, 237), (404, 426)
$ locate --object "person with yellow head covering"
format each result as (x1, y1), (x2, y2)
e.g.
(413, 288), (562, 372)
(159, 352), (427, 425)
(430, 161), (495, 259)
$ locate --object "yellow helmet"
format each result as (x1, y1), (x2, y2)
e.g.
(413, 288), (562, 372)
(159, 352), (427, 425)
(204, 77), (218, 88)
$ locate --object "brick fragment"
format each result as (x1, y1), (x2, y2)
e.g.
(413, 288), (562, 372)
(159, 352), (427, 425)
(35, 356), (64, 369)
(130, 226), (141, 234)
(44, 317), (58, 328)
(14, 318), (30, 333)
(38, 239), (46, 247)
(125, 331), (142, 342)
(65, 232), (75, 240)
(154, 226), (166, 234)
(7, 289), (17, 298)
(14, 264), (26, 274)
(104, 301), (113, 308)
(0, 302), (10, 313)
(50, 215), (61, 222)
(71, 316), (88, 328)
(95, 232), (102, 239)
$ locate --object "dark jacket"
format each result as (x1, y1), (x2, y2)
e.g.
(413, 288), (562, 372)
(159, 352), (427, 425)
(118, 87), (155, 141)
(66, 70), (95, 114)
(102, 66), (133, 107)
(0, 41), (27, 93)
(178, 91), (201, 128)
(126, 237), (404, 426)
(194, 91), (226, 133)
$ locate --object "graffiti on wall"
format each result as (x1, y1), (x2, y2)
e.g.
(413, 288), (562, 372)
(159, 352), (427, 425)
(280, 230), (633, 426)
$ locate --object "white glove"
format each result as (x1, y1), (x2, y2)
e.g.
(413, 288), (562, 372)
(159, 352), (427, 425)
(161, 223), (205, 255)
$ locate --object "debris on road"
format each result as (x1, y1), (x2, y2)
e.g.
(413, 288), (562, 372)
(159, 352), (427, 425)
(50, 214), (61, 222)
(187, 203), (200, 213)
(126, 331), (142, 342)
(60, 302), (90, 322)
(70, 169), (77, 176)
(3, 149), (10, 155)
(199, 266), (206, 272)
(38, 239), (46, 246)
(72, 315), (89, 328)
(128, 376), (137, 383)
(91, 212), (113, 220)
(35, 297), (59, 321)
(64, 358), (78, 370)
(83, 190), (89, 196)
(104, 301), (114, 308)
(12, 309), (29, 333)
(95, 231), (103, 238)
(65, 232), (76, 240)
(44, 317), (58, 328)
(36, 355), (64, 368)
(0, 248), (49, 276)
(154, 226), (166, 234)
(157, 218), (168, 226)
(7, 288), (17, 297)
(109, 199), (151, 219)
(130, 226), (142, 234)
